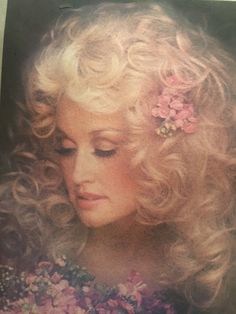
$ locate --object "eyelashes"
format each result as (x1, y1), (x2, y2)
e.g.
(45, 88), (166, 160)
(55, 147), (76, 156)
(94, 149), (117, 158)
(55, 147), (117, 158)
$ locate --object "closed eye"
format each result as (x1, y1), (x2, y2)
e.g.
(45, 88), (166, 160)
(94, 149), (117, 158)
(55, 147), (76, 156)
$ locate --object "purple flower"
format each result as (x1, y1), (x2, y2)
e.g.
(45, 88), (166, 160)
(0, 259), (177, 314)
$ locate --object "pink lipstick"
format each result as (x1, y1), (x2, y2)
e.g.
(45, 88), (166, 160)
(77, 192), (107, 209)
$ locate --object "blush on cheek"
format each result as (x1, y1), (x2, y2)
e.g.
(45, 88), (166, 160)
(110, 165), (137, 192)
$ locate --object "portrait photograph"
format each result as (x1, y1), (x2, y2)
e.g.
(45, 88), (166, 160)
(0, 1), (236, 313)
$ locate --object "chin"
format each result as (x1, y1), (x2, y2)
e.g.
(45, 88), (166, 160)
(79, 212), (110, 228)
(78, 210), (137, 230)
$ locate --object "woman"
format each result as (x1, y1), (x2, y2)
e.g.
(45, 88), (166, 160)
(0, 2), (236, 313)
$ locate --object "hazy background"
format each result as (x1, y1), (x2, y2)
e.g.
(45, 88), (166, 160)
(0, 1), (7, 95)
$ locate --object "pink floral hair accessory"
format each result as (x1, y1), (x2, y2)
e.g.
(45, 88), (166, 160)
(151, 76), (198, 137)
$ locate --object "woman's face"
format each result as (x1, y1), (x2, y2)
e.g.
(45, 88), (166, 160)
(56, 97), (138, 228)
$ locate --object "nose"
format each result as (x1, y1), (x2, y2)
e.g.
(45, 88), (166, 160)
(72, 150), (95, 185)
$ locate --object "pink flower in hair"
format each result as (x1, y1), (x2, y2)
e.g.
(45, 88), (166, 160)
(151, 76), (198, 137)
(170, 100), (184, 110)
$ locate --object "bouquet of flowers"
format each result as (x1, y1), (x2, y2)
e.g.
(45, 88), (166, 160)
(0, 257), (176, 314)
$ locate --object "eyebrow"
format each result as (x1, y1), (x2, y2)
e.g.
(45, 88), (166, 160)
(90, 128), (126, 136)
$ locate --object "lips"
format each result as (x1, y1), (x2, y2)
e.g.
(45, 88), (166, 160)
(78, 192), (106, 201)
(76, 192), (107, 210)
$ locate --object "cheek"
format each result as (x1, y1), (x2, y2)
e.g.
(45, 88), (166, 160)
(106, 155), (137, 192)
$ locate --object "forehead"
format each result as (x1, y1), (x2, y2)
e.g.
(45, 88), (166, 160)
(56, 97), (128, 134)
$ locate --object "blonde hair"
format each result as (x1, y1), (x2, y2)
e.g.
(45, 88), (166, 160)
(3, 2), (236, 311)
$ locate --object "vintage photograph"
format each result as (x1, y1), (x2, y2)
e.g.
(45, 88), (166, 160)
(0, 1), (236, 313)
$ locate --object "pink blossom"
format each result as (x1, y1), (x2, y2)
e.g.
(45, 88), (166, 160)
(35, 261), (53, 274)
(1, 258), (177, 314)
(95, 307), (107, 314)
(117, 271), (147, 310)
(35, 299), (55, 314)
(53, 292), (77, 311)
(174, 119), (184, 128)
(95, 298), (135, 314)
(114, 300), (135, 314)
(169, 109), (177, 118)
(47, 280), (75, 302)
(118, 299), (135, 314)
(158, 94), (171, 105)
(184, 103), (194, 113)
(128, 271), (144, 286)
(169, 100), (184, 110)
(151, 107), (160, 117)
(156, 105), (170, 118)
(151, 75), (197, 137)
(56, 279), (70, 290)
(82, 286), (90, 293)
(171, 93), (185, 103)
(55, 256), (66, 267)
(174, 109), (191, 120)
(107, 299), (119, 307)
(51, 272), (63, 284)
(25, 273), (37, 285)
(84, 296), (93, 307)
(28, 282), (39, 292)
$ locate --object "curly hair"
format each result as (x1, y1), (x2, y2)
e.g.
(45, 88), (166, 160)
(1, 2), (236, 311)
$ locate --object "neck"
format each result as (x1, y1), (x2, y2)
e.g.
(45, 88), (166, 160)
(87, 217), (157, 258)
(77, 219), (170, 289)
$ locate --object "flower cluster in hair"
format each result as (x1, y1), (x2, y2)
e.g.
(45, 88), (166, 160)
(0, 258), (176, 313)
(151, 76), (198, 137)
